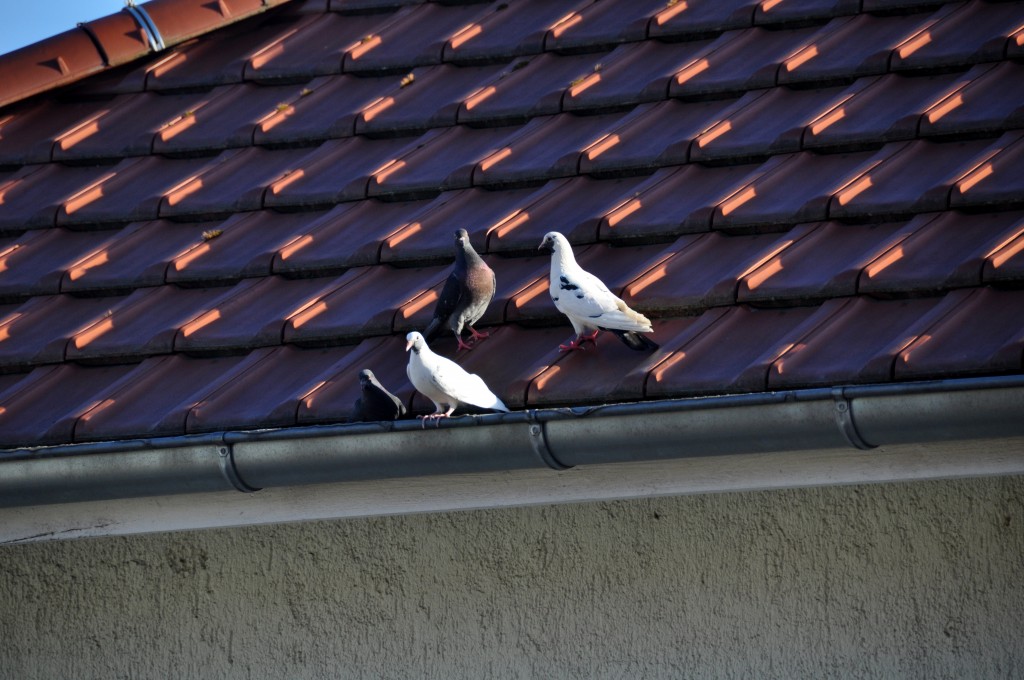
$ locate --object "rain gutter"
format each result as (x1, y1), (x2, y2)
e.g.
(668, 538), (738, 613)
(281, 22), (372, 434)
(1, 375), (1022, 509)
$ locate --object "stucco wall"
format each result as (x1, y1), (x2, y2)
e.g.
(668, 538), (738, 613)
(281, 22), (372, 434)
(2, 475), (1022, 679)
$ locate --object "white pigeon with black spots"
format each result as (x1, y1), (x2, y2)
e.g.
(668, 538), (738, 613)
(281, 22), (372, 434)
(538, 231), (658, 352)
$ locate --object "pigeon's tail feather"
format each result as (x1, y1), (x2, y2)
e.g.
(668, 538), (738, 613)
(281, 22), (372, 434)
(610, 329), (660, 352)
(462, 374), (510, 412)
(594, 301), (653, 333)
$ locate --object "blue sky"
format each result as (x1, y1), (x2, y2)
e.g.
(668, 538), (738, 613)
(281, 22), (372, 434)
(1, 1), (124, 56)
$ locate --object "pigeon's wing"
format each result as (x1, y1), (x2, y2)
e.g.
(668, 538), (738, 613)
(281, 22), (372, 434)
(555, 268), (652, 333)
(424, 355), (505, 411)
(424, 271), (463, 339)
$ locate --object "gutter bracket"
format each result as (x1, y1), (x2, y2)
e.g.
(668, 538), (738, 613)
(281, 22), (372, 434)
(831, 387), (876, 450)
(218, 443), (261, 493)
(526, 412), (572, 471)
(124, 1), (166, 52)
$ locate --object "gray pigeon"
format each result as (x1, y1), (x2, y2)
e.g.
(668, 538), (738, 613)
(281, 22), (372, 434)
(353, 369), (407, 422)
(405, 331), (508, 425)
(423, 229), (496, 351)
(539, 231), (659, 352)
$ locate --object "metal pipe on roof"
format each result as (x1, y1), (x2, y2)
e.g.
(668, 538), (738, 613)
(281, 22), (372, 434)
(0, 376), (1023, 509)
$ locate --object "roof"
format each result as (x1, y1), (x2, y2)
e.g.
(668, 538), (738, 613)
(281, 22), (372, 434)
(0, 0), (1022, 453)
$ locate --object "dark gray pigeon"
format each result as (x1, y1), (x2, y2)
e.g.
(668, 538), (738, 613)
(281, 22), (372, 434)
(354, 369), (406, 422)
(423, 229), (496, 351)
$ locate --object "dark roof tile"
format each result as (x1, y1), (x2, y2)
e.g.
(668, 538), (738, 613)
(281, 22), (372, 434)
(273, 199), (435, 276)
(711, 151), (878, 229)
(367, 124), (524, 198)
(187, 344), (358, 433)
(621, 232), (790, 314)
(485, 174), (652, 252)
(153, 82), (304, 155)
(983, 218), (1024, 284)
(379, 187), (537, 263)
(263, 135), (415, 208)
(889, 0), (1024, 72)
(669, 26), (823, 99)
(777, 12), (939, 85)
(646, 305), (822, 396)
(73, 354), (249, 442)
(456, 51), (611, 125)
(0, 97), (119, 166)
(919, 62), (1024, 138)
(282, 264), (446, 344)
(0, 363), (137, 447)
(647, 0), (759, 40)
(690, 86), (848, 162)
(0, 293), (129, 369)
(860, 210), (1024, 293)
(828, 138), (999, 220)
(253, 74), (399, 145)
(0, 162), (118, 232)
(161, 146), (314, 219)
(443, 0), (584, 63)
(578, 98), (739, 176)
(803, 72), (965, 150)
(598, 162), (769, 240)
(65, 285), (231, 362)
(754, 0), (861, 25)
(57, 155), (218, 227)
(175, 275), (341, 353)
(949, 130), (1024, 211)
(530, 317), (713, 407)
(738, 220), (915, 302)
(768, 296), (945, 387)
(0, 228), (119, 300)
(242, 11), (383, 81)
(168, 210), (329, 284)
(472, 112), (625, 187)
(61, 220), (219, 293)
(143, 9), (303, 91)
(562, 39), (716, 112)
(341, 3), (492, 74)
(354, 63), (508, 135)
(543, 0), (664, 52)
(895, 287), (1024, 377)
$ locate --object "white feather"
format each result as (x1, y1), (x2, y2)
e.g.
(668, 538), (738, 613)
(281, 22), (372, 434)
(543, 232), (653, 334)
(405, 332), (509, 415)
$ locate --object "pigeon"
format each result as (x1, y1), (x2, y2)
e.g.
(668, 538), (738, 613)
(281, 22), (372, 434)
(538, 231), (659, 352)
(353, 368), (406, 422)
(405, 331), (509, 425)
(423, 229), (496, 351)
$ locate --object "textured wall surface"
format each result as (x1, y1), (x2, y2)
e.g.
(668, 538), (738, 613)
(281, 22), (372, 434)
(2, 476), (1023, 679)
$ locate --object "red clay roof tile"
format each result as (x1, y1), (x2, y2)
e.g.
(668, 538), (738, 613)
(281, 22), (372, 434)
(919, 62), (1024, 138)
(0, 228), (118, 300)
(647, 0), (758, 40)
(442, 0), (584, 63)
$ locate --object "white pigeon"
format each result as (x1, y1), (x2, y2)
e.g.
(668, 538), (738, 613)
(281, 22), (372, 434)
(405, 331), (509, 424)
(539, 231), (658, 352)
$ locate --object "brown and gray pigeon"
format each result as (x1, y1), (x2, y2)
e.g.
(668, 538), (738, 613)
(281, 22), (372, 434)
(423, 229), (496, 351)
(539, 231), (659, 352)
(354, 369), (406, 422)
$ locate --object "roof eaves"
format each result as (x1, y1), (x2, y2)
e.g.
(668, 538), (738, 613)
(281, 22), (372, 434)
(2, 375), (1022, 510)
(0, 0), (295, 109)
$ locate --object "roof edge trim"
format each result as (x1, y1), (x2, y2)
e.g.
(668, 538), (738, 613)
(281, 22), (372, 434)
(1, 375), (1022, 509)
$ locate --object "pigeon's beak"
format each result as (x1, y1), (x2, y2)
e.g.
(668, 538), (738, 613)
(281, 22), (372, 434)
(405, 339), (414, 352)
(538, 237), (549, 251)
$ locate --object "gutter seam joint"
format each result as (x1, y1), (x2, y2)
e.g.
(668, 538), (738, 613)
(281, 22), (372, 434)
(831, 387), (876, 450)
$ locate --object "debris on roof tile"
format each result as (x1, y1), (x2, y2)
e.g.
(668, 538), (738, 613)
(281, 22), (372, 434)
(0, 0), (1021, 449)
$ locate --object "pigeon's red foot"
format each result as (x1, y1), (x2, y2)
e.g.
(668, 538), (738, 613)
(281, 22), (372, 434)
(467, 327), (490, 340)
(456, 336), (475, 351)
(418, 413), (450, 428)
(559, 330), (600, 352)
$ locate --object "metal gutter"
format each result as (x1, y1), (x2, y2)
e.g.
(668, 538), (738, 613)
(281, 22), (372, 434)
(1, 376), (1022, 509)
